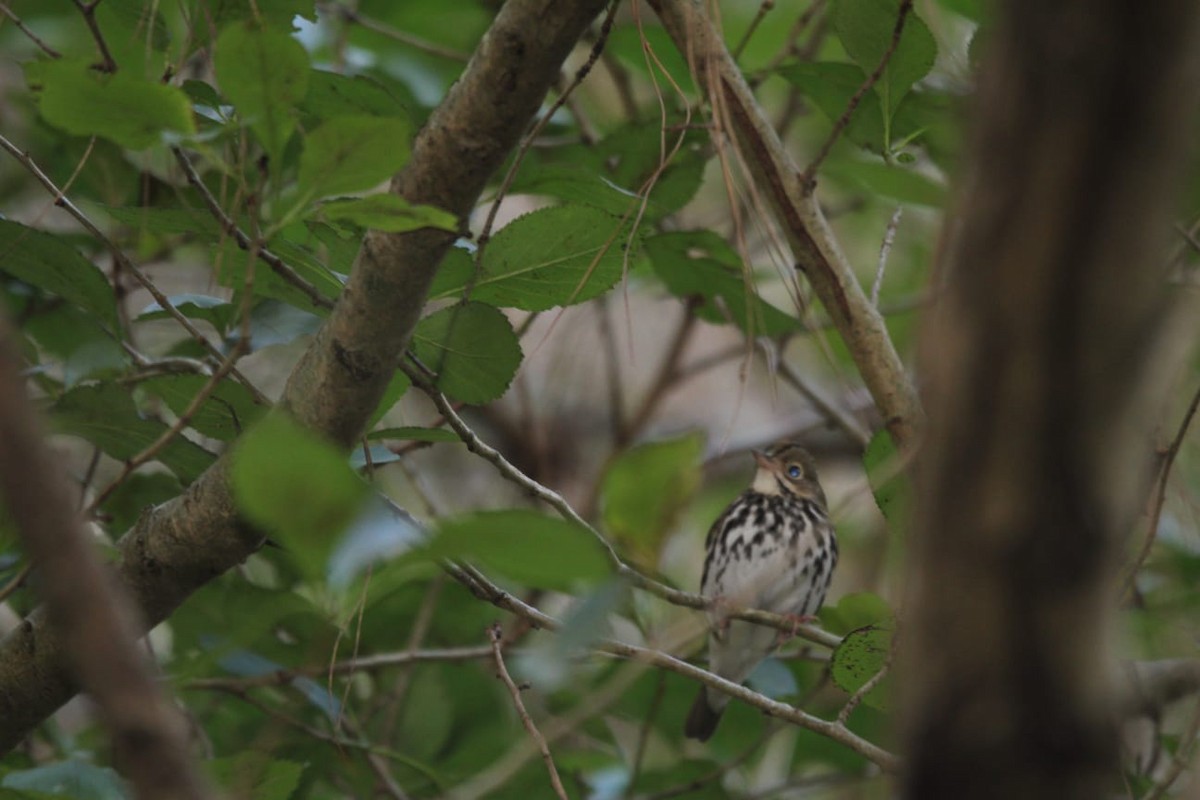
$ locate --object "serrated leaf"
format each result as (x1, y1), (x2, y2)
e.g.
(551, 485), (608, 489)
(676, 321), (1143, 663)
(0, 220), (119, 331)
(33, 59), (194, 150)
(601, 433), (705, 565)
(51, 383), (216, 483)
(141, 375), (268, 441)
(832, 0), (937, 119)
(779, 62), (886, 151)
(456, 205), (633, 310)
(830, 623), (894, 712)
(298, 116), (411, 199)
(411, 302), (522, 403)
(214, 22), (310, 165)
(427, 510), (612, 591)
(320, 194), (457, 233)
(230, 414), (370, 578)
(863, 429), (911, 534)
(645, 231), (800, 336)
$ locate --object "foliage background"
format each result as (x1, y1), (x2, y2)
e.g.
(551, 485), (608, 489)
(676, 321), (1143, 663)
(0, 0), (1197, 798)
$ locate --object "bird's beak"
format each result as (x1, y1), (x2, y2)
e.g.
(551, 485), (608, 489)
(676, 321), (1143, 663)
(752, 449), (772, 470)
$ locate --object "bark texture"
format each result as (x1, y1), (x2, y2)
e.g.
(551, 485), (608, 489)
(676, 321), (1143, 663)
(0, 0), (607, 753)
(904, 2), (1200, 797)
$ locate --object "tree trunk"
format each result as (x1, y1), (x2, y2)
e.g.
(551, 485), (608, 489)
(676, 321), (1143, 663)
(904, 2), (1200, 797)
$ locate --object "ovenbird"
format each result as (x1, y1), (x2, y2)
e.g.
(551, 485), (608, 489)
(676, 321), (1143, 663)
(684, 440), (838, 741)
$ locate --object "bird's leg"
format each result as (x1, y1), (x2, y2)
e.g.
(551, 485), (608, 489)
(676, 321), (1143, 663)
(773, 613), (820, 646)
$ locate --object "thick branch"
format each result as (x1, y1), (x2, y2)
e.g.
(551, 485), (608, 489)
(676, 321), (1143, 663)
(0, 314), (212, 798)
(0, 0), (608, 753)
(648, 0), (923, 451)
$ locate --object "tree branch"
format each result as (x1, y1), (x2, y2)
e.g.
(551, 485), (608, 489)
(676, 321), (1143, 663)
(0, 0), (610, 753)
(647, 0), (923, 451)
(0, 312), (212, 798)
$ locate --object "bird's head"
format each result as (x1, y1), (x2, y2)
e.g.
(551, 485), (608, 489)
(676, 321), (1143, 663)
(750, 440), (827, 505)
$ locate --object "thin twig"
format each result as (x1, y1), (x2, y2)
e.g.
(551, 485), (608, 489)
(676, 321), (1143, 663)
(488, 623), (569, 800)
(1122, 378), (1200, 596)
(172, 147), (335, 312)
(0, 2), (62, 58)
(800, 0), (914, 188)
(871, 207), (903, 306)
(732, 0), (776, 61)
(404, 361), (841, 649)
(0, 133), (270, 405)
(71, 0), (118, 72)
(445, 564), (896, 769)
(316, 2), (470, 61)
(1142, 696), (1200, 800)
(777, 359), (871, 449)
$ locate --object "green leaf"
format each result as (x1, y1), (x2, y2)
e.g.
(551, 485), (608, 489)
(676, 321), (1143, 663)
(863, 429), (911, 534)
(832, 0), (937, 119)
(230, 414), (370, 578)
(32, 59), (194, 150)
(214, 21), (310, 165)
(298, 116), (412, 199)
(825, 159), (946, 207)
(0, 221), (116, 332)
(366, 371), (412, 428)
(601, 433), (705, 564)
(779, 62), (886, 151)
(830, 623), (894, 712)
(103, 205), (220, 237)
(411, 302), (522, 403)
(300, 70), (412, 121)
(136, 294), (236, 333)
(645, 231), (800, 336)
(51, 383), (216, 483)
(820, 591), (893, 635)
(209, 754), (305, 800)
(1, 759), (127, 799)
(368, 426), (458, 443)
(427, 510), (612, 591)
(141, 375), (268, 441)
(320, 194), (458, 233)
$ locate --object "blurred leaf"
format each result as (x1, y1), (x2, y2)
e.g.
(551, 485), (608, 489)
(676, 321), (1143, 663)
(0, 220), (120, 331)
(645, 231), (800, 336)
(327, 496), (427, 587)
(137, 294), (236, 333)
(429, 205), (632, 310)
(820, 591), (894, 635)
(747, 657), (799, 699)
(300, 70), (412, 121)
(209, 754), (305, 800)
(367, 426), (458, 443)
(825, 159), (946, 207)
(230, 414), (370, 578)
(104, 206), (220, 237)
(832, 0), (937, 119)
(601, 433), (705, 566)
(830, 623), (894, 711)
(298, 116), (412, 199)
(779, 61), (886, 151)
(428, 510), (612, 591)
(411, 302), (522, 403)
(31, 59), (195, 149)
(100, 472), (183, 538)
(863, 429), (911, 535)
(320, 194), (457, 233)
(213, 645), (339, 719)
(519, 579), (628, 689)
(1, 760), (128, 799)
(51, 383), (215, 482)
(141, 374), (268, 441)
(227, 300), (322, 352)
(366, 371), (412, 429)
(214, 21), (310, 165)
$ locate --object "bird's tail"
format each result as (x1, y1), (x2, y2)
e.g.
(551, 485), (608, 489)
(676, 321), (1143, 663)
(683, 688), (723, 741)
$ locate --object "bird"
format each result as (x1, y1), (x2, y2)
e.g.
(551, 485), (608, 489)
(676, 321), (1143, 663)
(684, 439), (838, 742)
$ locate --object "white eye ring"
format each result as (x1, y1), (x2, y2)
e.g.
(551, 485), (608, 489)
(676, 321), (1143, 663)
(787, 465), (802, 479)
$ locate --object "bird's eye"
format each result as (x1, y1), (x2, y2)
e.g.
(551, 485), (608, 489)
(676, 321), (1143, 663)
(787, 465), (802, 479)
